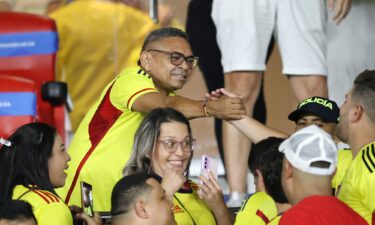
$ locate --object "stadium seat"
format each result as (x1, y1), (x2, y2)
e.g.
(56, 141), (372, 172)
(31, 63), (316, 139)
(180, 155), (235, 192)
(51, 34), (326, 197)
(0, 12), (67, 141)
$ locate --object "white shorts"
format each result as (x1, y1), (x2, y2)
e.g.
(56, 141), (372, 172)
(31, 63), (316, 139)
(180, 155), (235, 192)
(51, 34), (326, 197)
(212, 0), (327, 76)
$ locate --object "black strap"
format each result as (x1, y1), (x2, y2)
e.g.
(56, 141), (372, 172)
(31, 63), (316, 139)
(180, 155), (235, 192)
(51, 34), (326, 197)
(16, 189), (32, 200)
(173, 195), (196, 225)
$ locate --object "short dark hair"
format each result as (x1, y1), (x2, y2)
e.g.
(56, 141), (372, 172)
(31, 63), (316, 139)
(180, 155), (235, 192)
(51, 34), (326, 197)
(138, 27), (189, 67)
(352, 70), (375, 123)
(111, 172), (153, 220)
(249, 137), (288, 203)
(0, 200), (36, 222)
(0, 123), (57, 202)
(141, 27), (189, 51)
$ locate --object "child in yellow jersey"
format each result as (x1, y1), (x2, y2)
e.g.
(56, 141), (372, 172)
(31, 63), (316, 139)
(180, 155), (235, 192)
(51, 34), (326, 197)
(124, 108), (232, 225)
(235, 137), (290, 225)
(0, 123), (100, 225)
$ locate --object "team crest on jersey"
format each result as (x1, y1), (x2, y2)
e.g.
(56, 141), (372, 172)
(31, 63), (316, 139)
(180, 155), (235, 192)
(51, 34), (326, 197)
(172, 204), (184, 213)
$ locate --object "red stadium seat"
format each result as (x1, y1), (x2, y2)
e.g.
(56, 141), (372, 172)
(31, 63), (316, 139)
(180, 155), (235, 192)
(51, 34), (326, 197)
(0, 75), (36, 138)
(0, 12), (67, 141)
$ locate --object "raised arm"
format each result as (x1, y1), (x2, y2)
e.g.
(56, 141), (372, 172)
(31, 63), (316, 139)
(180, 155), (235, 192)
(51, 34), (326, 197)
(132, 92), (246, 120)
(209, 88), (288, 143)
(230, 117), (288, 144)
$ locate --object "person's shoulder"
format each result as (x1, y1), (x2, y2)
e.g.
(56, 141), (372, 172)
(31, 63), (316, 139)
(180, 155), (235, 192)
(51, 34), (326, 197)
(358, 142), (375, 174)
(14, 186), (67, 211)
(239, 192), (276, 212)
(116, 68), (153, 83)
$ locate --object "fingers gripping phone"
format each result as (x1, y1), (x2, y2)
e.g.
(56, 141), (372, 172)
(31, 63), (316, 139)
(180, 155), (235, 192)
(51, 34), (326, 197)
(201, 155), (218, 181)
(80, 181), (94, 219)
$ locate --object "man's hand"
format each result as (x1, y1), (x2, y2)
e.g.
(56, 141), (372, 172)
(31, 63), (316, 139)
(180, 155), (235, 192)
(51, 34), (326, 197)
(161, 171), (186, 199)
(205, 88), (246, 120)
(327, 0), (352, 25)
(206, 95), (246, 120)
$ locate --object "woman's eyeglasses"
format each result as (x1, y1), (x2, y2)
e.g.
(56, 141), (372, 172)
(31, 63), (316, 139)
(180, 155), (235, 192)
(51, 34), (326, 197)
(157, 138), (196, 153)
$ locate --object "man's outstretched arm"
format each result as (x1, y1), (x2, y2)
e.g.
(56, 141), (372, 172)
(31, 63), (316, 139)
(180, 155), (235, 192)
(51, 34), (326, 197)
(132, 91), (246, 120)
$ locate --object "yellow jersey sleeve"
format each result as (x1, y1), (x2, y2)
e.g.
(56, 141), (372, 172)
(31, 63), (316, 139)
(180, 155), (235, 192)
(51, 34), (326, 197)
(111, 68), (158, 110)
(35, 202), (73, 225)
(13, 185), (73, 225)
(338, 142), (375, 224)
(235, 192), (278, 225)
(268, 215), (281, 225)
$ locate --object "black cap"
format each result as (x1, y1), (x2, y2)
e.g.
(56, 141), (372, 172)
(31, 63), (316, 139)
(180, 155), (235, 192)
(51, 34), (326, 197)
(288, 96), (340, 124)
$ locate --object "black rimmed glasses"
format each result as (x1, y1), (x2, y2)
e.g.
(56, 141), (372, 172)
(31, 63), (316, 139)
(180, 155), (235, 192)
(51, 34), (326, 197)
(147, 49), (199, 69)
(157, 138), (196, 153)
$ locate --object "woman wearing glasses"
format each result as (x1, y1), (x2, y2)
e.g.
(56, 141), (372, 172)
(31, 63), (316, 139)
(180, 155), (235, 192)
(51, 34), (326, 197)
(124, 108), (232, 225)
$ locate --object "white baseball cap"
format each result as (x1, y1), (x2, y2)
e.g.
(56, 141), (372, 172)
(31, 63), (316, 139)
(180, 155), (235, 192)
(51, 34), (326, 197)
(278, 125), (337, 176)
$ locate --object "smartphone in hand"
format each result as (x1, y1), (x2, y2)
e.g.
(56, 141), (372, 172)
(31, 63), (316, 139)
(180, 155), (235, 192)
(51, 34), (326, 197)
(201, 155), (218, 181)
(80, 181), (94, 221)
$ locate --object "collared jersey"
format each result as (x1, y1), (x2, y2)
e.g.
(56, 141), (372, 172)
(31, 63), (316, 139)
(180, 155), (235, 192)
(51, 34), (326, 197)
(235, 192), (278, 225)
(13, 185), (72, 225)
(173, 180), (216, 225)
(49, 0), (157, 131)
(58, 68), (174, 212)
(338, 141), (375, 224)
(332, 148), (353, 194)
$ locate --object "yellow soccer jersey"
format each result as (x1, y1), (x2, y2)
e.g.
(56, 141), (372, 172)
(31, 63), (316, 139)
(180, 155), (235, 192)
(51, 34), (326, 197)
(49, 0), (157, 131)
(338, 141), (375, 224)
(58, 68), (174, 212)
(172, 181), (216, 225)
(235, 192), (278, 225)
(332, 148), (353, 194)
(268, 216), (281, 225)
(13, 185), (72, 225)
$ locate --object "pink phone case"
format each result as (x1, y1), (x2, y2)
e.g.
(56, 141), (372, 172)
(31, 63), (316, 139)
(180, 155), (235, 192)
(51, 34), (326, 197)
(201, 155), (218, 180)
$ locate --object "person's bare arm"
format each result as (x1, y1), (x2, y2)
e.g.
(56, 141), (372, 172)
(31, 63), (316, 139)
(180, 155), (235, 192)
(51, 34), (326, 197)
(210, 88), (288, 143)
(132, 92), (246, 120)
(230, 117), (288, 144)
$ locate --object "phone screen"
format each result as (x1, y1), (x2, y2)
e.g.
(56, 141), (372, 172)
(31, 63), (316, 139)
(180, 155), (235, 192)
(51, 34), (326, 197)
(201, 155), (218, 180)
(80, 181), (94, 217)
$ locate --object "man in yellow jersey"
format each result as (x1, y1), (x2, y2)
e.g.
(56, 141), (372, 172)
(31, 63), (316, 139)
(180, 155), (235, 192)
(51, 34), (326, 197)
(111, 173), (176, 225)
(59, 27), (246, 212)
(49, 0), (157, 132)
(336, 69), (375, 224)
(235, 137), (290, 225)
(278, 125), (367, 225)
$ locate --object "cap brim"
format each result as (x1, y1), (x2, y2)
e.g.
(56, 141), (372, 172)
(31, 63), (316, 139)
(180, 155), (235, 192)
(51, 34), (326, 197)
(288, 109), (305, 122)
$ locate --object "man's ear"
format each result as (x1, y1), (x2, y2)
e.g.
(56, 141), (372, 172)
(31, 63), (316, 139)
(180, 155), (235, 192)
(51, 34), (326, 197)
(351, 104), (364, 123)
(140, 51), (152, 72)
(284, 159), (293, 179)
(134, 199), (149, 219)
(255, 169), (266, 192)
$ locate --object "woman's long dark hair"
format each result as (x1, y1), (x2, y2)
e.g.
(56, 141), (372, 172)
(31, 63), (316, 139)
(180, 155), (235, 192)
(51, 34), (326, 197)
(0, 123), (57, 202)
